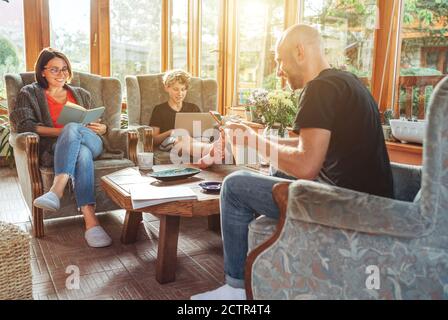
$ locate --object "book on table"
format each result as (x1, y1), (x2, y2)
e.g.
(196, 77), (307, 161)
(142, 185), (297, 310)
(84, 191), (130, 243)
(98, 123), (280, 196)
(129, 183), (198, 210)
(56, 101), (105, 125)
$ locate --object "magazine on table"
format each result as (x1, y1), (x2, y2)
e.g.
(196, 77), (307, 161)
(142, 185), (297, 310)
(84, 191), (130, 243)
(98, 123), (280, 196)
(129, 184), (197, 210)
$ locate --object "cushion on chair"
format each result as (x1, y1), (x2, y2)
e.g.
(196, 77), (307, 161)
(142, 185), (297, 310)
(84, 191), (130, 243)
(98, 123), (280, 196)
(391, 163), (422, 201)
(248, 216), (278, 252)
(413, 189), (422, 203)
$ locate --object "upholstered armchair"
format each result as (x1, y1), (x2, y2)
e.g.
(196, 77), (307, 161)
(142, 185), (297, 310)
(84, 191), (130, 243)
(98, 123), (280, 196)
(5, 71), (139, 237)
(246, 76), (448, 300)
(126, 73), (218, 164)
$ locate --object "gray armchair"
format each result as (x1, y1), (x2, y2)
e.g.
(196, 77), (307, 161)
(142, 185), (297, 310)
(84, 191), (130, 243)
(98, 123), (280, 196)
(126, 73), (218, 164)
(5, 71), (139, 237)
(246, 76), (448, 300)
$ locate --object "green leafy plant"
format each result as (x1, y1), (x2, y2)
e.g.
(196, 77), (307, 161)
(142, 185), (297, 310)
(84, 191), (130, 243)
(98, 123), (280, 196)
(0, 100), (14, 167)
(383, 109), (394, 126)
(120, 112), (128, 129)
(248, 89), (299, 137)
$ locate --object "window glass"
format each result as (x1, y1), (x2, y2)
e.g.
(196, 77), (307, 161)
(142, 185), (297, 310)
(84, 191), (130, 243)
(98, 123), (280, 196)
(303, 0), (377, 89)
(201, 0), (220, 79)
(236, 0), (285, 105)
(0, 0), (25, 98)
(172, 0), (188, 70)
(110, 0), (162, 94)
(49, 0), (90, 72)
(398, 0), (448, 119)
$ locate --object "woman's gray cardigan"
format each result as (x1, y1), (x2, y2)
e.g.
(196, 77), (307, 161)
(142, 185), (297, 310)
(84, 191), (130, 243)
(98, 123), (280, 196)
(9, 82), (117, 167)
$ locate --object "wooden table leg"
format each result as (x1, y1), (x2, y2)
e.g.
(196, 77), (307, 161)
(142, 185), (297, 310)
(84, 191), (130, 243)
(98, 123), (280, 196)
(156, 215), (180, 284)
(121, 210), (143, 244)
(207, 214), (221, 232)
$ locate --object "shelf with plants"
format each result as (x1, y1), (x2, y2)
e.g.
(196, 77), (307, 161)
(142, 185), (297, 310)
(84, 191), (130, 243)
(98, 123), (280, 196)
(381, 108), (423, 165)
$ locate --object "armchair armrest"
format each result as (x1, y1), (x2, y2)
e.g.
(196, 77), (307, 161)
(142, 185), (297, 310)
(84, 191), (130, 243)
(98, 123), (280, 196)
(9, 132), (39, 152)
(9, 132), (45, 236)
(10, 133), (42, 193)
(106, 128), (139, 164)
(106, 126), (153, 164)
(287, 180), (431, 238)
(128, 125), (153, 152)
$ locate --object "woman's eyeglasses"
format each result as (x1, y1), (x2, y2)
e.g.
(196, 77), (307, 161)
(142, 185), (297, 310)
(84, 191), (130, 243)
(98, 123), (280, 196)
(44, 66), (69, 75)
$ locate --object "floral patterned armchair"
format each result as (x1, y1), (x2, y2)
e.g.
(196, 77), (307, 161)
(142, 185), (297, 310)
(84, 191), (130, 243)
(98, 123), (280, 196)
(245, 76), (448, 300)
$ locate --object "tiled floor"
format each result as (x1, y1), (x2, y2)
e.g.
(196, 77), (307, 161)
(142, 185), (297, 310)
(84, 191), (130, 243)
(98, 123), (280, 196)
(0, 167), (225, 300)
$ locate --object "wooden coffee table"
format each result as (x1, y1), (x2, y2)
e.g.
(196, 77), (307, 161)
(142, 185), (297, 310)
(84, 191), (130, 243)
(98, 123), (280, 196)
(101, 164), (254, 284)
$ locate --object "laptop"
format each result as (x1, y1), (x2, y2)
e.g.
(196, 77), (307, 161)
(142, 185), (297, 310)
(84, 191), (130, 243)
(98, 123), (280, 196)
(174, 112), (217, 139)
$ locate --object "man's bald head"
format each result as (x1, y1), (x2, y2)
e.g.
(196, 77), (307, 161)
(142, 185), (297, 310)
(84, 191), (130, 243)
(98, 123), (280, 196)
(277, 24), (323, 52)
(275, 24), (329, 90)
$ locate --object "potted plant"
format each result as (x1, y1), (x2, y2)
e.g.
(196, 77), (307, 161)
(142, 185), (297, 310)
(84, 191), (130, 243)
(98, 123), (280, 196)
(382, 108), (394, 142)
(0, 99), (14, 167)
(248, 89), (298, 137)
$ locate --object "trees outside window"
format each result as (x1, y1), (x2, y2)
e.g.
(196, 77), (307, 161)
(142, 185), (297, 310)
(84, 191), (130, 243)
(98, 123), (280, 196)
(398, 0), (448, 118)
(236, 0), (285, 105)
(49, 0), (90, 72)
(0, 0), (25, 98)
(201, 0), (220, 80)
(303, 0), (377, 86)
(171, 0), (188, 71)
(110, 0), (162, 95)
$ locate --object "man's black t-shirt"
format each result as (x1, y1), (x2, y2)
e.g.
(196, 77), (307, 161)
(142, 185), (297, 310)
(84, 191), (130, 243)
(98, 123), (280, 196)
(150, 101), (200, 133)
(293, 68), (394, 198)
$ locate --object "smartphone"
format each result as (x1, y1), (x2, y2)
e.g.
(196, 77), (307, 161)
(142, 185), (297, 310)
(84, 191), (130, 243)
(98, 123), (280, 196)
(209, 111), (223, 126)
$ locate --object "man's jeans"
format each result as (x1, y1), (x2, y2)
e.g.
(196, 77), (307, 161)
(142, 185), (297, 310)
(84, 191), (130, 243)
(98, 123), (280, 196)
(221, 169), (294, 289)
(54, 123), (103, 208)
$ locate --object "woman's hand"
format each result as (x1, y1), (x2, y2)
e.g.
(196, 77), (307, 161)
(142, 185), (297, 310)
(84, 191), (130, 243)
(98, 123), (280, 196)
(86, 122), (107, 135)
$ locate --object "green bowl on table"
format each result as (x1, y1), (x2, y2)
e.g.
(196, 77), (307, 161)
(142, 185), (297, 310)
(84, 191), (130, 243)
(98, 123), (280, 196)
(149, 167), (201, 181)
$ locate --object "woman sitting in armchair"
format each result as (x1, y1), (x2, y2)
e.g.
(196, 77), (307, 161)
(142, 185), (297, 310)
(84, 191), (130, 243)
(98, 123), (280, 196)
(10, 48), (112, 248)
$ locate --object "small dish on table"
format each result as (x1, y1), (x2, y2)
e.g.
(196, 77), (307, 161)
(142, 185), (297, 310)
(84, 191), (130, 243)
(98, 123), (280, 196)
(198, 181), (222, 193)
(149, 167), (201, 181)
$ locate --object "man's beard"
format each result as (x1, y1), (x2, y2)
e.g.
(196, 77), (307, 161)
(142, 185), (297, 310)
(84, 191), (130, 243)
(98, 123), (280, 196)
(288, 75), (304, 90)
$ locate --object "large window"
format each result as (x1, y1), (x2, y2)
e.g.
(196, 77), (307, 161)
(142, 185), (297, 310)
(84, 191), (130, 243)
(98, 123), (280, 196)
(49, 0), (90, 72)
(303, 0), (377, 88)
(0, 0), (25, 98)
(236, 0), (285, 105)
(201, 0), (220, 79)
(110, 0), (161, 92)
(397, 0), (448, 119)
(171, 0), (188, 70)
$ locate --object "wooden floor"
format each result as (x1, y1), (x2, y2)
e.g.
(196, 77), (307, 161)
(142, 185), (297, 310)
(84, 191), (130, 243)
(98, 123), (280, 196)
(0, 167), (225, 300)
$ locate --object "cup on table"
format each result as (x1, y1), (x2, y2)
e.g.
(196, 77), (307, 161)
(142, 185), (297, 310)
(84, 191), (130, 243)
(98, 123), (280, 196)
(137, 152), (154, 170)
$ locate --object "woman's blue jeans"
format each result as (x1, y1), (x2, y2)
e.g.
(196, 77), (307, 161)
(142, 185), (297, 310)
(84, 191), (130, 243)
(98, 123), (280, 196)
(220, 169), (294, 289)
(53, 123), (103, 208)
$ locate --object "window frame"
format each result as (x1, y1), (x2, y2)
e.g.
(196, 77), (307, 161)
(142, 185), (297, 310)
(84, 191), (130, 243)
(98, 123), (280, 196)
(21, 0), (406, 115)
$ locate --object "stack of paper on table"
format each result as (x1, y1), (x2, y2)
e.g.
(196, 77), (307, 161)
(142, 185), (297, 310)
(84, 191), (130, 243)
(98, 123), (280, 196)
(129, 184), (197, 210)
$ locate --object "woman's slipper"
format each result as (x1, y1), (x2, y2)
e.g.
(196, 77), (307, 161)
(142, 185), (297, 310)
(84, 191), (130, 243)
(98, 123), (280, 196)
(84, 226), (113, 248)
(33, 191), (60, 212)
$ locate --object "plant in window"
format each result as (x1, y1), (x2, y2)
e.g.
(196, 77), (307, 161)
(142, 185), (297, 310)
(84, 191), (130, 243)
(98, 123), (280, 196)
(0, 99), (14, 167)
(382, 108), (395, 142)
(248, 89), (299, 137)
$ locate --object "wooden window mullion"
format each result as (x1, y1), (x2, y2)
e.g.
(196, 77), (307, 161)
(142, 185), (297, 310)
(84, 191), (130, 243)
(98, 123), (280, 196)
(90, 0), (110, 76)
(23, 0), (50, 71)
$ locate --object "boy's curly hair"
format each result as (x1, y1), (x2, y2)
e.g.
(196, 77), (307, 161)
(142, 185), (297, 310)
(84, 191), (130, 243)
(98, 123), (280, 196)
(162, 69), (191, 89)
